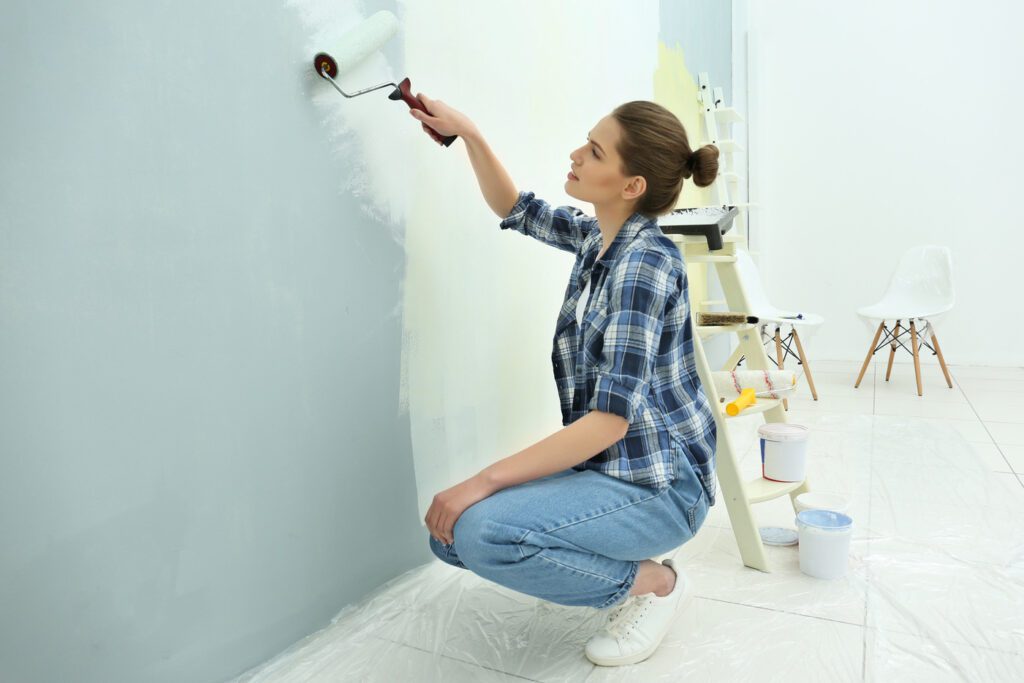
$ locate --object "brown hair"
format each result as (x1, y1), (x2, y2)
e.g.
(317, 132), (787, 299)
(611, 100), (720, 217)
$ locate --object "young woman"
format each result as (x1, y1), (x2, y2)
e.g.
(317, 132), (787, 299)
(412, 96), (719, 667)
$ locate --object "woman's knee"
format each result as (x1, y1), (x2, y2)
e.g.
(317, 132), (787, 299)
(449, 502), (486, 557)
(452, 505), (526, 570)
(428, 533), (466, 568)
(424, 496), (498, 569)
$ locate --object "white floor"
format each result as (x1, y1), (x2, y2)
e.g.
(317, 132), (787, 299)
(232, 360), (1024, 682)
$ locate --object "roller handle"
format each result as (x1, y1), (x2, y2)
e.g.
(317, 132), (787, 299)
(389, 77), (458, 147)
(725, 388), (757, 417)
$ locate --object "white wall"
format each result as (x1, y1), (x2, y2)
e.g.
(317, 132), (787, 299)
(396, 1), (663, 515)
(747, 0), (1023, 367)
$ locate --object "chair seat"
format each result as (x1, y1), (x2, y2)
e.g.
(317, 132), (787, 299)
(856, 302), (953, 320)
(755, 311), (824, 328)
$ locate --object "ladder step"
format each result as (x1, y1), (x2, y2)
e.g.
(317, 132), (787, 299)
(712, 107), (745, 124)
(719, 398), (783, 418)
(686, 255), (737, 263)
(710, 139), (745, 154)
(697, 323), (756, 338)
(745, 476), (805, 504)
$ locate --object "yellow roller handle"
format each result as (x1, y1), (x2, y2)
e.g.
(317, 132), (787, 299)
(726, 388), (757, 416)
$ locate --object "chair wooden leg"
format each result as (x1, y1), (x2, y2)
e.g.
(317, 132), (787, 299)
(931, 328), (954, 388)
(855, 322), (885, 388)
(791, 327), (819, 401)
(885, 321), (901, 381)
(910, 320), (923, 396)
(774, 327), (789, 410)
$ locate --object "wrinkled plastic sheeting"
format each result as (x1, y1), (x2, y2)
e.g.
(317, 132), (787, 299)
(231, 414), (1024, 681)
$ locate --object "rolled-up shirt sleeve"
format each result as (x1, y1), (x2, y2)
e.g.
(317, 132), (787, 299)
(588, 248), (678, 425)
(499, 190), (596, 254)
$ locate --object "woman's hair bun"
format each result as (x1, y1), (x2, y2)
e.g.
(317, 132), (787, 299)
(687, 144), (720, 189)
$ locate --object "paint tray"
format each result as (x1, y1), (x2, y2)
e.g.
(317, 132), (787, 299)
(658, 205), (739, 251)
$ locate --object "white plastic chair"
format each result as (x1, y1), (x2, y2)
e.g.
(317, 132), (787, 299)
(853, 245), (954, 396)
(727, 250), (825, 405)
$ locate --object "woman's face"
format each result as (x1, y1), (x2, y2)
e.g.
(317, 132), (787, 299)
(565, 115), (645, 210)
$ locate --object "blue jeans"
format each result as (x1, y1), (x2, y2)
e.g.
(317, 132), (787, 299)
(427, 456), (711, 610)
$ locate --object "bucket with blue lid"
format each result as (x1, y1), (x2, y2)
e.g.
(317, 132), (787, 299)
(795, 509), (853, 579)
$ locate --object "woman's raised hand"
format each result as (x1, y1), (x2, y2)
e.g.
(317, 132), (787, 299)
(409, 93), (477, 144)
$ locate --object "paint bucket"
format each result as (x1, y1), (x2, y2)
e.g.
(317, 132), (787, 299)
(757, 423), (809, 482)
(794, 491), (850, 515)
(796, 509), (853, 579)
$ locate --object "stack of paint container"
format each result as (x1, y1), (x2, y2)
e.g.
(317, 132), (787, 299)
(757, 423), (854, 579)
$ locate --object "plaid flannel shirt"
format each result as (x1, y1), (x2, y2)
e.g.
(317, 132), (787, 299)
(500, 190), (718, 503)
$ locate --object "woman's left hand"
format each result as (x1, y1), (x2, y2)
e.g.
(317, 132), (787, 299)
(425, 474), (496, 545)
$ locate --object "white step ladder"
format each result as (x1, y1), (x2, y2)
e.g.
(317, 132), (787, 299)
(665, 73), (810, 572)
(668, 232), (812, 572)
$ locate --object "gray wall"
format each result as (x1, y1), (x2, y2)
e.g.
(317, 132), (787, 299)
(0, 2), (428, 682)
(660, 0), (732, 102)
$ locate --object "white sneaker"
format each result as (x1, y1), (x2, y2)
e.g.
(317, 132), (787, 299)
(584, 558), (690, 667)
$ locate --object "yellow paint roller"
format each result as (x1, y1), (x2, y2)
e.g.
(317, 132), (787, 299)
(726, 388), (757, 416)
(312, 10), (458, 147)
(714, 370), (798, 416)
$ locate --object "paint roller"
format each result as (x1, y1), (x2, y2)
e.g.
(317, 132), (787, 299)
(313, 10), (458, 147)
(712, 370), (798, 416)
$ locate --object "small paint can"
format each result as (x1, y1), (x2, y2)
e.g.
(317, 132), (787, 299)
(757, 423), (809, 482)
(796, 509), (853, 579)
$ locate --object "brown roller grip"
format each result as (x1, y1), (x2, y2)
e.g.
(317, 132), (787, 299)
(389, 77), (458, 147)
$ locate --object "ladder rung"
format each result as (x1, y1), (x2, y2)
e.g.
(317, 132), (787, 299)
(745, 476), (805, 504)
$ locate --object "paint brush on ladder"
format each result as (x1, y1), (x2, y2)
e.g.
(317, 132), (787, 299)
(312, 10), (457, 147)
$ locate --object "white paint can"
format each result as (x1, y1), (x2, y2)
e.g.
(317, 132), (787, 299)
(757, 423), (809, 482)
(796, 509), (853, 579)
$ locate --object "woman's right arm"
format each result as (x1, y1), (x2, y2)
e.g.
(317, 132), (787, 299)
(409, 94), (518, 218)
(409, 94), (594, 254)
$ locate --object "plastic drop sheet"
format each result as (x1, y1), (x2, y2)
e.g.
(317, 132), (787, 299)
(232, 414), (1024, 682)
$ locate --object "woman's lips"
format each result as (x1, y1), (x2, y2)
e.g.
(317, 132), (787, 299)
(567, 171), (578, 181)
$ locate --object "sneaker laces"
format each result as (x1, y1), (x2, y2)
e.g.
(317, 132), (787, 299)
(605, 594), (654, 639)
(605, 596), (634, 624)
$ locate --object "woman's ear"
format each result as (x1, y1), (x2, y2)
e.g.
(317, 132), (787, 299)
(622, 175), (646, 202)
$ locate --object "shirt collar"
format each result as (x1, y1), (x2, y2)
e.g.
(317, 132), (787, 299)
(583, 211), (656, 272)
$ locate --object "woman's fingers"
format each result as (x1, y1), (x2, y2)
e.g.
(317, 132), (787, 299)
(412, 92), (460, 142)
(409, 108), (439, 126)
(437, 513), (451, 545)
(425, 505), (439, 542)
(426, 496), (454, 544)
(426, 499), (447, 543)
(422, 123), (442, 144)
(411, 112), (444, 144)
